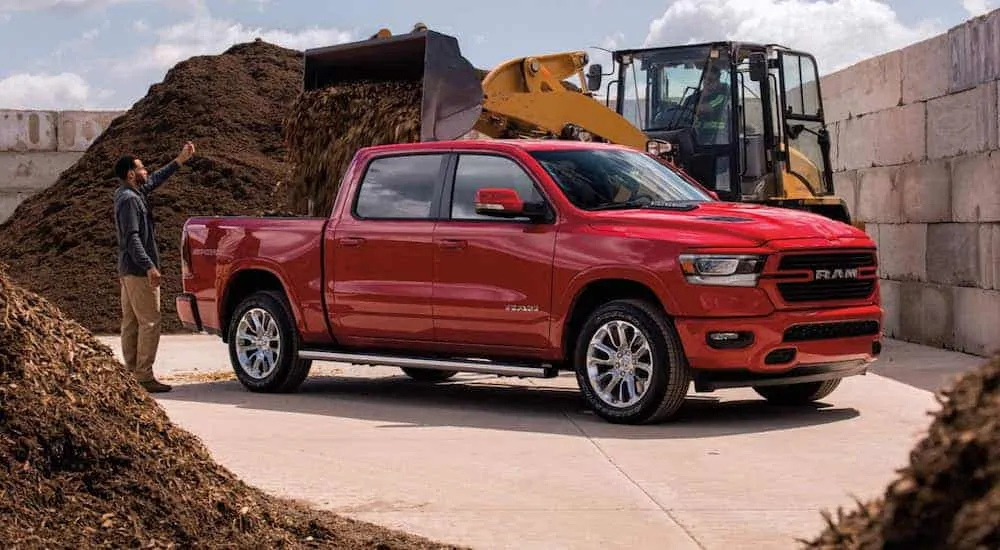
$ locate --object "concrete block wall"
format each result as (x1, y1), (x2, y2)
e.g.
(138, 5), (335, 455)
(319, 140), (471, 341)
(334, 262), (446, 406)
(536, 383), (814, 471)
(822, 9), (1000, 356)
(0, 109), (123, 224)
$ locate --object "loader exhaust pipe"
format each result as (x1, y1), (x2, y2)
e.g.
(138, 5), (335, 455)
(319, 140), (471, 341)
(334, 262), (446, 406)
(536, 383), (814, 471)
(302, 29), (484, 142)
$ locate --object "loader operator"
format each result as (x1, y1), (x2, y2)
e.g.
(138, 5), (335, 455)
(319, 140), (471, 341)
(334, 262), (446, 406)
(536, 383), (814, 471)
(113, 141), (195, 393)
(693, 63), (730, 145)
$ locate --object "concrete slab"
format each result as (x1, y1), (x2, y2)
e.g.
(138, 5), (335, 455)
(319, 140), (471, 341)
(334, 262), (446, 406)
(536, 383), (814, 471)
(980, 223), (999, 290)
(927, 81), (999, 159)
(57, 110), (122, 152)
(950, 150), (1000, 223)
(857, 166), (901, 224)
(820, 51), (901, 123)
(948, 10), (1000, 93)
(93, 334), (985, 550)
(903, 33), (950, 104)
(953, 286), (1000, 356)
(0, 110), (57, 152)
(900, 159), (952, 224)
(0, 151), (80, 192)
(899, 281), (956, 349)
(926, 223), (982, 287)
(874, 102), (926, 166)
(878, 223), (928, 282)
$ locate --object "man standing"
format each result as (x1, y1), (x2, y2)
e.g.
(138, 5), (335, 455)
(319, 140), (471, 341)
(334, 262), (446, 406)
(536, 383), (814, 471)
(113, 142), (195, 393)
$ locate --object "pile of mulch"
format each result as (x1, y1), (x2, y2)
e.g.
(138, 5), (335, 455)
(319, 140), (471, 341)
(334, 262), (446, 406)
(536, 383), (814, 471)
(0, 263), (462, 549)
(0, 40), (304, 335)
(278, 80), (422, 217)
(804, 353), (1000, 549)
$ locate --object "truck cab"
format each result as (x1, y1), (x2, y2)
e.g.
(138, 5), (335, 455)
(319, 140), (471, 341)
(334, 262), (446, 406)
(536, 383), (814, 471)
(177, 139), (882, 425)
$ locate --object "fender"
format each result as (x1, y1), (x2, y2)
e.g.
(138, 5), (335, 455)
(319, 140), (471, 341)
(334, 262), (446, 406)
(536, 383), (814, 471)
(550, 265), (677, 354)
(218, 259), (307, 333)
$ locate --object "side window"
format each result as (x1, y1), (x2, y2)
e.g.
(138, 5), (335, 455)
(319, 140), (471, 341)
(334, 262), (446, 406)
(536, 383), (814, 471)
(355, 154), (444, 219)
(450, 154), (544, 221)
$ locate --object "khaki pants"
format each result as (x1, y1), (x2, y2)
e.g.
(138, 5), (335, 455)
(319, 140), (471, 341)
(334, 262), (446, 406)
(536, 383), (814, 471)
(120, 275), (161, 383)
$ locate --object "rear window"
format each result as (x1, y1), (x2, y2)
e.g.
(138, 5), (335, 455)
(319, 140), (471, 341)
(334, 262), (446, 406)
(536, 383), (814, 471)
(354, 154), (446, 219)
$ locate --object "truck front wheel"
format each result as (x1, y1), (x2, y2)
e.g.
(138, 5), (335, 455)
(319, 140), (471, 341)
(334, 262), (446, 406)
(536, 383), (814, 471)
(227, 290), (312, 393)
(573, 299), (690, 424)
(753, 379), (841, 405)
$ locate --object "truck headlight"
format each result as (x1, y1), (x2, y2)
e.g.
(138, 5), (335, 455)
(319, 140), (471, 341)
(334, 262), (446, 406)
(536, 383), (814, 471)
(678, 254), (766, 287)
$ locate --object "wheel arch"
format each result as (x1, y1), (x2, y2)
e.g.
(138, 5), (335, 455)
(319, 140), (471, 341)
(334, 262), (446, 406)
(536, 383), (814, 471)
(557, 273), (673, 363)
(219, 267), (301, 343)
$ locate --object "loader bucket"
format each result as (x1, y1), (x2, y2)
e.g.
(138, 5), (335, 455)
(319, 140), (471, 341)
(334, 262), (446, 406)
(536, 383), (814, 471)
(303, 30), (484, 142)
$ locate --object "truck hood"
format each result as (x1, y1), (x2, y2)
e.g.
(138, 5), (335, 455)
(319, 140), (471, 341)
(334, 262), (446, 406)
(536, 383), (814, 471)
(589, 201), (866, 248)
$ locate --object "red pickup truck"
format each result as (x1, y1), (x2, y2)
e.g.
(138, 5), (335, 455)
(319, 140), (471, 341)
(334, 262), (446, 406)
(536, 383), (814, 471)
(176, 139), (883, 424)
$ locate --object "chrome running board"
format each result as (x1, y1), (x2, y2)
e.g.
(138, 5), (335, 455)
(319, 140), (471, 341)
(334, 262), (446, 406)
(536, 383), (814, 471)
(298, 350), (558, 378)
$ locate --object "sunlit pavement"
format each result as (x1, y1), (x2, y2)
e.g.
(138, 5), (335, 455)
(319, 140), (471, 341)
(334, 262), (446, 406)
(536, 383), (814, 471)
(99, 333), (985, 550)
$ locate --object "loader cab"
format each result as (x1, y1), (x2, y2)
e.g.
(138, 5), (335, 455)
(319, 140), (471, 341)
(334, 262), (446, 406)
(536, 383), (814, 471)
(597, 42), (842, 221)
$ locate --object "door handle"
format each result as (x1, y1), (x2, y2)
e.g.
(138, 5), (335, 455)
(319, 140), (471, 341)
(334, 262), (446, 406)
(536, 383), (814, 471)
(338, 236), (365, 247)
(438, 239), (467, 249)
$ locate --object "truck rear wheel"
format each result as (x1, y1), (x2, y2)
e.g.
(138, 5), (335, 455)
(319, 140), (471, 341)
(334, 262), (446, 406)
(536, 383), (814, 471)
(753, 379), (841, 405)
(573, 299), (690, 424)
(227, 290), (312, 393)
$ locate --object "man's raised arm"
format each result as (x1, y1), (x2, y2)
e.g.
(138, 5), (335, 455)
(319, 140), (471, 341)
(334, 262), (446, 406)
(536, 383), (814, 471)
(138, 141), (196, 195)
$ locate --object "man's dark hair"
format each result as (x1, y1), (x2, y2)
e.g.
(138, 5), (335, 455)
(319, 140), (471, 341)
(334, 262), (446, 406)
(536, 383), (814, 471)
(114, 155), (137, 181)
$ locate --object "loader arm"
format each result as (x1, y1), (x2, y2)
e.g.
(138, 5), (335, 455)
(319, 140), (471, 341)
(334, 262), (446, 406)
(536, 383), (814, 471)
(475, 51), (652, 149)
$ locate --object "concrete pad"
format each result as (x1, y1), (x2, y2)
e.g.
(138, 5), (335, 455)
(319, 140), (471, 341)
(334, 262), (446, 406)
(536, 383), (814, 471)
(868, 338), (987, 393)
(57, 110), (123, 152)
(0, 110), (57, 152)
(878, 223), (928, 281)
(93, 334), (977, 549)
(927, 81), (999, 159)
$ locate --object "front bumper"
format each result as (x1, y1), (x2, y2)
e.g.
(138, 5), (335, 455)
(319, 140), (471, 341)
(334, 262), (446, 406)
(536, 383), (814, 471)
(674, 304), (882, 391)
(175, 293), (203, 333)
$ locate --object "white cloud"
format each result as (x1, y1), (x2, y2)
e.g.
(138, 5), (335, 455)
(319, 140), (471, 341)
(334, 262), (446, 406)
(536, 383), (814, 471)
(0, 0), (138, 11)
(0, 72), (107, 109)
(125, 14), (357, 73)
(963, 0), (997, 16)
(644, 0), (940, 74)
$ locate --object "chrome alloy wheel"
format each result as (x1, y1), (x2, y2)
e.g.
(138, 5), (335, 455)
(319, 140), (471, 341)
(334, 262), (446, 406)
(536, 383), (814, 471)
(234, 307), (281, 379)
(586, 320), (654, 408)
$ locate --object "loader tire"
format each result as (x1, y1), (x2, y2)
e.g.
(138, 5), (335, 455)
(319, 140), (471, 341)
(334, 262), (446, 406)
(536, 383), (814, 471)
(227, 290), (312, 393)
(574, 299), (690, 424)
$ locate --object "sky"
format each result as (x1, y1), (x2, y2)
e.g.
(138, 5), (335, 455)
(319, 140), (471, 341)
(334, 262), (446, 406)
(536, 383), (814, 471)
(0, 0), (994, 111)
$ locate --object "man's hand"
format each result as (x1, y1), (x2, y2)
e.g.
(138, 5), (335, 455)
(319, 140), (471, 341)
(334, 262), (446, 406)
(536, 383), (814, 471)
(147, 266), (162, 288)
(176, 141), (196, 165)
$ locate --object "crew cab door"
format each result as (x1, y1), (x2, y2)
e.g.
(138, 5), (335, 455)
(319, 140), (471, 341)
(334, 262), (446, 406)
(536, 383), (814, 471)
(432, 152), (557, 352)
(326, 152), (448, 344)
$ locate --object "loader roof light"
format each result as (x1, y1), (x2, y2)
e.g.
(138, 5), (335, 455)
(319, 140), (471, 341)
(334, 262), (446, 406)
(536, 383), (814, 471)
(646, 140), (672, 156)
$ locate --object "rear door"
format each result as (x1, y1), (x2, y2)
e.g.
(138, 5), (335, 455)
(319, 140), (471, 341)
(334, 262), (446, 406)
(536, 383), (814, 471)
(327, 152), (447, 344)
(432, 151), (558, 352)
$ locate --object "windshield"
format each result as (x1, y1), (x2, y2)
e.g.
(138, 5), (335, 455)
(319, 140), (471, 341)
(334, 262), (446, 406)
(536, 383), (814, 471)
(528, 148), (713, 211)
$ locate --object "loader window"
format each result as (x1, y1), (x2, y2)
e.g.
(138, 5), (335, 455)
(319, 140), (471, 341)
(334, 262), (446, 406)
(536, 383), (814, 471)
(449, 154), (545, 221)
(354, 154), (446, 220)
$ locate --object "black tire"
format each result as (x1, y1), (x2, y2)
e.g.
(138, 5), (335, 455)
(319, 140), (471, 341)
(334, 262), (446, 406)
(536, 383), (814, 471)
(227, 290), (312, 393)
(573, 299), (690, 424)
(400, 367), (458, 382)
(753, 378), (841, 405)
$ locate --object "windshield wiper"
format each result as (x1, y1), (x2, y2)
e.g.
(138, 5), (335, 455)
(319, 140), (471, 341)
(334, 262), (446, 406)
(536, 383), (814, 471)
(590, 199), (701, 212)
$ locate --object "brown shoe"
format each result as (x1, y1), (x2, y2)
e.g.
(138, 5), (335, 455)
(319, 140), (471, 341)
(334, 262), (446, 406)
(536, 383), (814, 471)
(140, 379), (173, 393)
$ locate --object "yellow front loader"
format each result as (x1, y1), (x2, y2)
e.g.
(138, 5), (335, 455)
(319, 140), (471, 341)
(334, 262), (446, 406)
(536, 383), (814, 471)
(301, 26), (854, 225)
